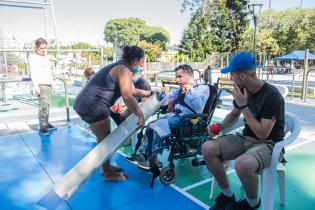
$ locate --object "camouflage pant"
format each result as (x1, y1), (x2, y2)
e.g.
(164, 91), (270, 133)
(38, 84), (52, 128)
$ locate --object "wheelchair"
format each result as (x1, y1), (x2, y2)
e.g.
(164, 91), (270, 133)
(133, 84), (223, 186)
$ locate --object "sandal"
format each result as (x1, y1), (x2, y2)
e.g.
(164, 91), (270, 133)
(110, 165), (124, 172)
(103, 172), (128, 182)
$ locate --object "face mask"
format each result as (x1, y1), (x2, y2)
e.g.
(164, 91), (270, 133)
(132, 76), (138, 84)
(132, 66), (141, 75)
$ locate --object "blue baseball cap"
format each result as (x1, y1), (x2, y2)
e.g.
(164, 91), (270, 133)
(221, 52), (256, 74)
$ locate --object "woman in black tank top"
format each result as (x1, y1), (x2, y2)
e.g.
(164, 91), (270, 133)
(74, 46), (152, 181)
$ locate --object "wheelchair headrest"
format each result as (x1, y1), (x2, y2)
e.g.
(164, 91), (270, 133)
(202, 84), (218, 114)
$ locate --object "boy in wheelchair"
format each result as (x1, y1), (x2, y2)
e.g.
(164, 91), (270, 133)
(125, 64), (215, 184)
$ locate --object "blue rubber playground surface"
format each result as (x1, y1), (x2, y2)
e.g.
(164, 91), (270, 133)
(0, 125), (205, 210)
(0, 117), (315, 210)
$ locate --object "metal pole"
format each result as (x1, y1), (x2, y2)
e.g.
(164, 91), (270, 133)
(291, 61), (295, 100)
(190, 41), (192, 63)
(113, 37), (116, 62)
(44, 0), (47, 39)
(100, 47), (104, 67)
(301, 49), (308, 101)
(55, 77), (70, 121)
(50, 0), (60, 59)
(253, 15), (257, 56)
(0, 0), (51, 5)
(0, 20), (8, 76)
(143, 55), (147, 80)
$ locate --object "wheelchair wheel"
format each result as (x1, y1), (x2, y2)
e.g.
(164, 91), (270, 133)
(159, 166), (176, 185)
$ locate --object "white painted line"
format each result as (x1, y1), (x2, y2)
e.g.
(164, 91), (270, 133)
(182, 169), (235, 191)
(286, 138), (315, 151)
(171, 184), (210, 209)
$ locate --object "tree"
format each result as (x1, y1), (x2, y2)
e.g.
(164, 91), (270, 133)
(181, 0), (210, 13)
(104, 17), (171, 61)
(239, 28), (279, 57)
(72, 42), (99, 61)
(102, 47), (113, 60)
(179, 5), (214, 62)
(306, 15), (315, 53)
(179, 0), (249, 61)
(260, 8), (315, 54)
(104, 18), (146, 46)
(138, 40), (163, 62)
(141, 26), (170, 50)
(210, 0), (249, 52)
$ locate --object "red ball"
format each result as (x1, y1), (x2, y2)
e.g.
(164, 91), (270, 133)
(111, 105), (119, 112)
(209, 123), (221, 135)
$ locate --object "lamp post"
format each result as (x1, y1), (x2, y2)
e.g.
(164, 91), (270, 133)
(249, 2), (263, 56)
(189, 40), (193, 62)
(112, 34), (118, 62)
(188, 37), (197, 63)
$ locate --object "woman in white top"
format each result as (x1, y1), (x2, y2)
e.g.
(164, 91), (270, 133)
(29, 38), (55, 136)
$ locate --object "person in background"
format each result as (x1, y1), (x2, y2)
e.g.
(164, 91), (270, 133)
(74, 45), (152, 182)
(29, 37), (56, 136)
(110, 68), (152, 146)
(110, 67), (151, 126)
(84, 67), (95, 83)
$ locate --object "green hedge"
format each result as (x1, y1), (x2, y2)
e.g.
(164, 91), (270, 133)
(51, 95), (75, 108)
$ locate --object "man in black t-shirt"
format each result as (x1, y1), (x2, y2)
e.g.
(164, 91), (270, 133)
(202, 52), (285, 210)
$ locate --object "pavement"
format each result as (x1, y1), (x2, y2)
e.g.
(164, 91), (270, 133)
(0, 98), (80, 136)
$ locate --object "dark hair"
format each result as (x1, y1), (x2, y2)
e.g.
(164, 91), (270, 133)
(121, 45), (145, 65)
(174, 64), (193, 75)
(35, 37), (47, 48)
(84, 67), (95, 78)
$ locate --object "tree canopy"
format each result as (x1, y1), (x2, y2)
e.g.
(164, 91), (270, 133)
(260, 8), (315, 54)
(104, 18), (145, 46)
(103, 17), (170, 61)
(179, 0), (249, 61)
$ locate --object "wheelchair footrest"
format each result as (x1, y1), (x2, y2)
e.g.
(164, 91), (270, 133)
(191, 158), (206, 166)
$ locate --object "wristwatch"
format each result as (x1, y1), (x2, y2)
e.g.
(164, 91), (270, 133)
(239, 104), (248, 111)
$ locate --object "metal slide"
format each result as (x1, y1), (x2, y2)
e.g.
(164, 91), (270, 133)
(52, 93), (167, 199)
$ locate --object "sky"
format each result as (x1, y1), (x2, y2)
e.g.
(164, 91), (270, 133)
(0, 0), (315, 46)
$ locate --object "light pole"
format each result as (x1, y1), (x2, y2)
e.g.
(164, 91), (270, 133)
(188, 37), (196, 63)
(249, 2), (263, 56)
(189, 40), (193, 62)
(112, 34), (117, 62)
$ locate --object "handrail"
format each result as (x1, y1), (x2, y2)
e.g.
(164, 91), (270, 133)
(54, 77), (70, 121)
(264, 66), (296, 100)
(0, 77), (31, 102)
(305, 68), (315, 102)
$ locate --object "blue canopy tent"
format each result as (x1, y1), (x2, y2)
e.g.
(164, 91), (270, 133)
(275, 50), (315, 61)
(274, 50), (315, 100)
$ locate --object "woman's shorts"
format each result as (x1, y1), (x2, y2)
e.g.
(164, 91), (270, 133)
(76, 109), (110, 124)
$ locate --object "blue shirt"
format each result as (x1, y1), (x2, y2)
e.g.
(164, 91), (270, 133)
(168, 84), (210, 115)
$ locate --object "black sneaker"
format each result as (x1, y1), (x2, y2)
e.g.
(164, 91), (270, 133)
(46, 123), (57, 130)
(137, 159), (150, 170)
(209, 193), (236, 210)
(39, 127), (50, 136)
(125, 153), (146, 164)
(225, 199), (261, 210)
